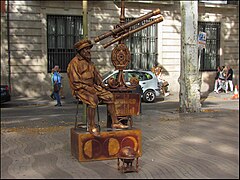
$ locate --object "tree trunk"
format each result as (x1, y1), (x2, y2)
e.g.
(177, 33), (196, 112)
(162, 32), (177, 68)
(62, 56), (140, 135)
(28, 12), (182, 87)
(179, 1), (201, 113)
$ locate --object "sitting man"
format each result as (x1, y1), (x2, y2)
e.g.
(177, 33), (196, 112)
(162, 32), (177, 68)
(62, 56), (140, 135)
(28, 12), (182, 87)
(152, 64), (169, 96)
(67, 39), (128, 137)
(216, 66), (227, 93)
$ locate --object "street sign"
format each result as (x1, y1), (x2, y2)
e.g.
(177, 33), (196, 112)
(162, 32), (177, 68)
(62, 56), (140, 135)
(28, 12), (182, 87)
(198, 31), (206, 49)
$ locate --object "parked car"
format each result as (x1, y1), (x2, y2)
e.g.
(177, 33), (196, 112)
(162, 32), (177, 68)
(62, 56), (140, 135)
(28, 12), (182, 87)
(1, 85), (11, 104)
(102, 69), (160, 103)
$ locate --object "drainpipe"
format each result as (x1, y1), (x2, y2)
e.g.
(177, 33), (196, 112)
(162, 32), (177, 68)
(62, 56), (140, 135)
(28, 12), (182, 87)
(82, 0), (88, 123)
(7, 0), (11, 92)
(83, 0), (88, 39)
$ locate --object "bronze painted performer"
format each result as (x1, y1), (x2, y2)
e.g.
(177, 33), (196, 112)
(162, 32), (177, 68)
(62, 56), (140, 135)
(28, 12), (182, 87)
(67, 39), (128, 137)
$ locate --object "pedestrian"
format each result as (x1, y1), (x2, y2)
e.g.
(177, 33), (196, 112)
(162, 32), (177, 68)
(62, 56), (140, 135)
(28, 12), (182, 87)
(58, 68), (65, 99)
(50, 68), (55, 100)
(213, 66), (221, 92)
(152, 64), (169, 96)
(225, 65), (234, 93)
(53, 65), (62, 106)
(216, 66), (226, 93)
(67, 39), (128, 137)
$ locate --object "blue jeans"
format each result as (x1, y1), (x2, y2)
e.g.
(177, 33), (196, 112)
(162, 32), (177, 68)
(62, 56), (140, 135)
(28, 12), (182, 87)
(53, 84), (61, 105)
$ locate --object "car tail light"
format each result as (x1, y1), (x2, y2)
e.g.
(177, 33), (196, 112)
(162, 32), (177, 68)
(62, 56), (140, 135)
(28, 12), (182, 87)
(5, 85), (9, 91)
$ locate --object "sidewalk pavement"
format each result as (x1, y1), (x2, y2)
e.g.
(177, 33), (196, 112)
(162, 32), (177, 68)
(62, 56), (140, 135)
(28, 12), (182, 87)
(7, 90), (239, 107)
(1, 91), (239, 179)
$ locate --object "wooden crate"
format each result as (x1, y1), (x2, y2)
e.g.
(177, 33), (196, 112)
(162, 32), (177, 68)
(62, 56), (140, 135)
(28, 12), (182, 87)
(71, 128), (142, 162)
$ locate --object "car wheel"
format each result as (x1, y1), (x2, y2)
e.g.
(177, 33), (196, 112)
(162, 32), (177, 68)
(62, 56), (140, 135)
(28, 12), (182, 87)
(143, 90), (156, 103)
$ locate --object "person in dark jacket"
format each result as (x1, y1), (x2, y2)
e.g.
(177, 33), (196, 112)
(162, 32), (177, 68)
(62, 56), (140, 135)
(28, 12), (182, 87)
(225, 65), (234, 93)
(214, 66), (221, 92)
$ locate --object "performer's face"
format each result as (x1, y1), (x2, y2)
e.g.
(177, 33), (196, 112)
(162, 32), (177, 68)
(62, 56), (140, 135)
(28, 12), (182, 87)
(80, 47), (91, 62)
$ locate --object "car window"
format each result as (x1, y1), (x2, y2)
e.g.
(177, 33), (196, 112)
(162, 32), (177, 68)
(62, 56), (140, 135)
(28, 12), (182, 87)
(127, 72), (141, 82)
(103, 72), (118, 84)
(138, 72), (146, 81)
(102, 71), (114, 79)
(111, 73), (118, 79)
(126, 71), (153, 82)
(142, 72), (153, 80)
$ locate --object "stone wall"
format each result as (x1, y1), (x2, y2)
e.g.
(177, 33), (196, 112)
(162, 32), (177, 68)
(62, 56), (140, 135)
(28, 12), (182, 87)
(1, 1), (238, 98)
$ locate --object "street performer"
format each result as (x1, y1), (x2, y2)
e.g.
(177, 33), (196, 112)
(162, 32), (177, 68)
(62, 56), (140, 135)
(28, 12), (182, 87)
(67, 39), (128, 137)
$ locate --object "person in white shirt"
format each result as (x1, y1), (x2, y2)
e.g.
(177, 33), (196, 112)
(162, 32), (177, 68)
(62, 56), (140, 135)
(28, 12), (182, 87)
(151, 65), (169, 97)
(216, 66), (226, 93)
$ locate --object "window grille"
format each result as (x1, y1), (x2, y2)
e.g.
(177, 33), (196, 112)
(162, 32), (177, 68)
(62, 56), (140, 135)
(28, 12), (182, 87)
(47, 15), (83, 72)
(198, 22), (220, 71)
(125, 18), (158, 70)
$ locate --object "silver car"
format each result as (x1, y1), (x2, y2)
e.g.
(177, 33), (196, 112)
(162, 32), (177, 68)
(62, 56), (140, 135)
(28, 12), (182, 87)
(102, 69), (160, 103)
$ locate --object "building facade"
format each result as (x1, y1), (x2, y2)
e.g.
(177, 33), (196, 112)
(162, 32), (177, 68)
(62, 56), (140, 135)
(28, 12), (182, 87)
(1, 0), (239, 98)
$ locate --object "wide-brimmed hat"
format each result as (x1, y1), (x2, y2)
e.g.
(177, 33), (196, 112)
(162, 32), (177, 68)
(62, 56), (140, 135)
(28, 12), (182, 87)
(74, 39), (93, 51)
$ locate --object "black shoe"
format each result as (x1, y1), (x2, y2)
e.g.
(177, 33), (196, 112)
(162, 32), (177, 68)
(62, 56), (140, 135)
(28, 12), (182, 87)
(55, 104), (62, 107)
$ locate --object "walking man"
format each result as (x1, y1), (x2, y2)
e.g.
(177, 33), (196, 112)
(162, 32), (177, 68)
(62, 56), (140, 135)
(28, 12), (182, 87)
(53, 65), (62, 106)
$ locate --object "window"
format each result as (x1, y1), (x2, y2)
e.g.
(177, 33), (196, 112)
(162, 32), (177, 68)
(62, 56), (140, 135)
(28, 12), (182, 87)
(125, 18), (158, 70)
(47, 15), (83, 72)
(198, 22), (220, 71)
(128, 71), (153, 81)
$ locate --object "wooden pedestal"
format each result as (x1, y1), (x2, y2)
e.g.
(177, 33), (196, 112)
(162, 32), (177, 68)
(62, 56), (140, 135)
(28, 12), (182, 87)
(71, 128), (142, 162)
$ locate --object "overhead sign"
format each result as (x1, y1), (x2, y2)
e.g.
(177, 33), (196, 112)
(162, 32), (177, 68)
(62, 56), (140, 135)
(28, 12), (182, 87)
(198, 31), (206, 49)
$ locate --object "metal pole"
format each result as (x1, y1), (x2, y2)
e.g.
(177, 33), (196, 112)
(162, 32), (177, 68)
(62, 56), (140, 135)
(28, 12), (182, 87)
(83, 0), (88, 39)
(7, 0), (11, 92)
(198, 48), (202, 71)
(119, 0), (125, 44)
(82, 0), (88, 124)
